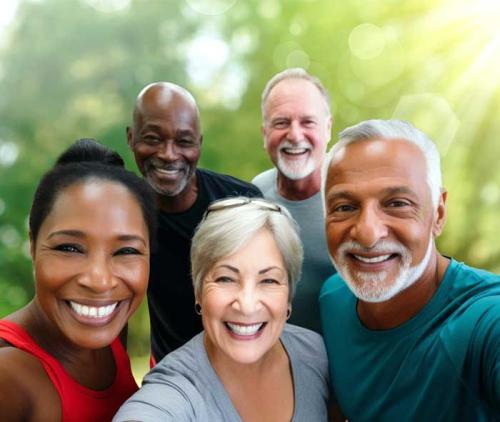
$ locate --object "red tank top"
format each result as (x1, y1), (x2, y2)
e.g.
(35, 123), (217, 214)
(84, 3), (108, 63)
(0, 320), (138, 421)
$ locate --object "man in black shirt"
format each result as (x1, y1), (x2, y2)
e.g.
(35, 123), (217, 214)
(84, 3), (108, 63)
(127, 82), (261, 362)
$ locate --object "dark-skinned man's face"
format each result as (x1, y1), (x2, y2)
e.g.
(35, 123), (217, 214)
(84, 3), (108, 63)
(128, 91), (201, 197)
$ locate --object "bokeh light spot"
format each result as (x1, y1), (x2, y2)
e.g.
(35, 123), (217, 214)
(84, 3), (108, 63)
(0, 140), (19, 167)
(349, 23), (386, 60)
(0, 225), (21, 248)
(392, 93), (460, 156)
(480, 182), (500, 204)
(286, 50), (310, 69)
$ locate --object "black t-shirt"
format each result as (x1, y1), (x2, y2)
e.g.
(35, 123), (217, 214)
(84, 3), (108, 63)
(148, 168), (262, 361)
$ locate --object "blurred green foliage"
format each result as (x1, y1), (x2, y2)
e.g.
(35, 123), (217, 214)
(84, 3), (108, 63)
(1, 0), (499, 357)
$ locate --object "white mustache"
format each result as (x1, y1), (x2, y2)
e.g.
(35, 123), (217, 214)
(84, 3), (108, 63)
(338, 240), (407, 257)
(278, 140), (312, 151)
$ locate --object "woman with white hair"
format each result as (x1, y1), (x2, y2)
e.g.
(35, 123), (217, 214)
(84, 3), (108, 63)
(114, 197), (329, 421)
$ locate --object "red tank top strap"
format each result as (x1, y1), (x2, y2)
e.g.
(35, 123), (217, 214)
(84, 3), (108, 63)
(0, 320), (138, 421)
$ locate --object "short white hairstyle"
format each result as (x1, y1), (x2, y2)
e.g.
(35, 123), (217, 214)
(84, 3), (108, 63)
(190, 198), (303, 303)
(261, 67), (331, 119)
(321, 119), (443, 209)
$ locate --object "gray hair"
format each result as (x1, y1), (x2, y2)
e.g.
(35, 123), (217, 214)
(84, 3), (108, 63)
(190, 198), (303, 303)
(261, 68), (331, 119)
(321, 119), (443, 209)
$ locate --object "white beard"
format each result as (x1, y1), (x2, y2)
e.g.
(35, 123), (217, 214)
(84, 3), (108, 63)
(332, 236), (434, 303)
(276, 140), (316, 181)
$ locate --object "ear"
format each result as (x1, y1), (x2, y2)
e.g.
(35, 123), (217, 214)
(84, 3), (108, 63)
(432, 189), (447, 237)
(261, 124), (267, 149)
(126, 126), (133, 150)
(199, 134), (203, 146)
(326, 115), (333, 145)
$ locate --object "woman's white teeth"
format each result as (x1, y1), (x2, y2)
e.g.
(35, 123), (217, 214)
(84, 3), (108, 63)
(70, 302), (117, 318)
(227, 322), (263, 336)
(354, 254), (391, 263)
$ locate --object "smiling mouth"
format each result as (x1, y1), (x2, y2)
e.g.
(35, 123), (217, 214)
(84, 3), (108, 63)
(68, 301), (119, 319)
(225, 322), (265, 336)
(280, 147), (310, 156)
(350, 253), (398, 264)
(154, 168), (183, 175)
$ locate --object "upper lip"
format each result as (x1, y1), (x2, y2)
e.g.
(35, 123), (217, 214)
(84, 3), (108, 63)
(66, 299), (122, 306)
(348, 252), (396, 258)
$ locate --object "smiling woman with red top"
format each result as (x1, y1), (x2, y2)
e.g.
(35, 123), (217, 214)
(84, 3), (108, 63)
(0, 139), (156, 421)
(114, 197), (329, 422)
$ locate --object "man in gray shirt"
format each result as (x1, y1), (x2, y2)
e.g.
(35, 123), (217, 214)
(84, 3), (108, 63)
(252, 68), (335, 333)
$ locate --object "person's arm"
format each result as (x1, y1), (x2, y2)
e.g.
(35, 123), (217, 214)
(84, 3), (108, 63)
(0, 347), (59, 422)
(113, 369), (197, 422)
(0, 358), (31, 421)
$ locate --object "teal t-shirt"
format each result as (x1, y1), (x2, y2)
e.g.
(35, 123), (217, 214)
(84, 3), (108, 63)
(319, 259), (500, 421)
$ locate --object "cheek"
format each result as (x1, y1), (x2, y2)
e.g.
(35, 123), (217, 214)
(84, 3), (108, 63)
(266, 291), (290, 318)
(266, 132), (283, 151)
(34, 257), (76, 292)
(325, 223), (342, 256)
(201, 290), (228, 320)
(114, 260), (149, 297)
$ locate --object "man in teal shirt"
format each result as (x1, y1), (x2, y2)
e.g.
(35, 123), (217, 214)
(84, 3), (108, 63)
(320, 119), (500, 421)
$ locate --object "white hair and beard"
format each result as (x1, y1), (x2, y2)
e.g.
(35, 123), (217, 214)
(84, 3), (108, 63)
(332, 236), (434, 303)
(276, 139), (316, 180)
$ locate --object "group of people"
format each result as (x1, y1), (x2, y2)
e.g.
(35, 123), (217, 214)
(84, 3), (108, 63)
(0, 68), (498, 421)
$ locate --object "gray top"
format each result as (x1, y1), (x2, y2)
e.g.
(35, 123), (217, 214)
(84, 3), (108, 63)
(252, 169), (335, 333)
(113, 324), (329, 422)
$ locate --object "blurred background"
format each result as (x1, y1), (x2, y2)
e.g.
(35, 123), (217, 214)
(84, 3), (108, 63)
(1, 0), (499, 379)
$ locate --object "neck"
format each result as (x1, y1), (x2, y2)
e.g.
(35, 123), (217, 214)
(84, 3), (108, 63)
(156, 173), (198, 213)
(357, 253), (450, 330)
(276, 168), (321, 201)
(204, 333), (285, 381)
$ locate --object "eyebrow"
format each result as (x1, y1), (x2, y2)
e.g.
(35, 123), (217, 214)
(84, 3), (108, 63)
(217, 264), (239, 274)
(326, 186), (419, 203)
(258, 266), (283, 274)
(326, 190), (353, 203)
(47, 230), (85, 239)
(215, 265), (283, 274)
(382, 186), (418, 197)
(176, 129), (196, 138)
(47, 230), (146, 246)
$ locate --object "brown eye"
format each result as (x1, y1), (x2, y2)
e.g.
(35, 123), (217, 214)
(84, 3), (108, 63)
(114, 247), (141, 256)
(54, 243), (82, 253)
(215, 276), (234, 283)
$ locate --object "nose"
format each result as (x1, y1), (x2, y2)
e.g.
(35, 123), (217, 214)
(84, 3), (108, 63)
(156, 140), (179, 161)
(78, 253), (117, 293)
(350, 204), (388, 248)
(232, 283), (262, 315)
(287, 120), (303, 143)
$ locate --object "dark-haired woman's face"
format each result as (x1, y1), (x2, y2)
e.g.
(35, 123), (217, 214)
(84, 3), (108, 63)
(32, 180), (149, 349)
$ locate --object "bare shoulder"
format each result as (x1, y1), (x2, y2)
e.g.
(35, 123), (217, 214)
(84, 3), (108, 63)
(0, 346), (61, 421)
